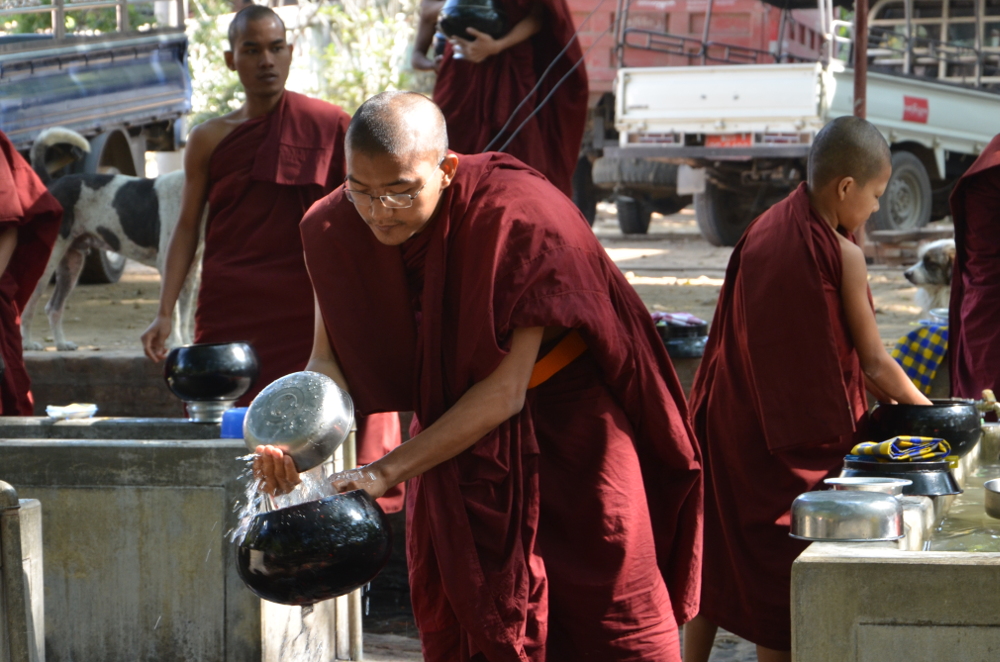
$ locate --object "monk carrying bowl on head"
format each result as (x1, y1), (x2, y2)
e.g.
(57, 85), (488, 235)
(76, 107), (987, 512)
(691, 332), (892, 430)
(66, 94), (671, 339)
(682, 116), (932, 662)
(141, 6), (402, 509)
(0, 130), (61, 414)
(410, 0), (588, 197)
(948, 132), (1000, 401)
(255, 91), (703, 661)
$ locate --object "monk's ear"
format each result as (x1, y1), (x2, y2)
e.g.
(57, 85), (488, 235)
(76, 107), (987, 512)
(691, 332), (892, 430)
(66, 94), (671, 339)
(835, 175), (855, 201)
(440, 153), (459, 189)
(224, 50), (236, 72)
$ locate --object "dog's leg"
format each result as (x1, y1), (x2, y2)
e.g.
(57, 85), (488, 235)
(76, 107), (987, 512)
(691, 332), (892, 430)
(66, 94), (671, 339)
(46, 248), (87, 351)
(21, 265), (57, 351)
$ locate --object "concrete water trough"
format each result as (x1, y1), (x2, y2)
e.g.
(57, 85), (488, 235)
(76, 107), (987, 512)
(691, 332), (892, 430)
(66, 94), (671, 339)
(0, 417), (361, 662)
(793, 426), (1000, 662)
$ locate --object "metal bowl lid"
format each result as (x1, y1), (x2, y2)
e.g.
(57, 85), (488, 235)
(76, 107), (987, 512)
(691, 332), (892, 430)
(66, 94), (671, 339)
(244, 371), (354, 449)
(790, 490), (904, 542)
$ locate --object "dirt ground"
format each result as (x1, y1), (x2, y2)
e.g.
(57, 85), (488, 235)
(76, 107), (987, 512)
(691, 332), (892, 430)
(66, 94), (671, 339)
(24, 202), (928, 354)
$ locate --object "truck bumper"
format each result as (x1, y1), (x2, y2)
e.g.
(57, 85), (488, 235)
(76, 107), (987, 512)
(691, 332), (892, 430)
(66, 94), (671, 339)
(604, 145), (810, 162)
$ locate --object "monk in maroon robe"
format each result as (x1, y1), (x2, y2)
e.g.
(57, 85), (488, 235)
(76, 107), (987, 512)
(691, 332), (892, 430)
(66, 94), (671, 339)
(683, 118), (931, 662)
(143, 6), (401, 509)
(0, 131), (61, 415)
(423, 0), (588, 196)
(948, 134), (1000, 399)
(256, 92), (702, 661)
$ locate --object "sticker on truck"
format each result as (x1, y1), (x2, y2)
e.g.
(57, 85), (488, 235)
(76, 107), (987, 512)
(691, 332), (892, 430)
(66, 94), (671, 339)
(705, 133), (753, 148)
(903, 96), (929, 123)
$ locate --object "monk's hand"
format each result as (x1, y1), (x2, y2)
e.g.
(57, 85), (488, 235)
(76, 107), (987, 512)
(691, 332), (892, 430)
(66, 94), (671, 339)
(253, 445), (302, 496)
(330, 465), (389, 500)
(141, 314), (172, 363)
(451, 28), (500, 63)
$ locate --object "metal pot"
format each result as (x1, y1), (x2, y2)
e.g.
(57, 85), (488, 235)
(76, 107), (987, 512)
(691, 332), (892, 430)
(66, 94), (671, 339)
(164, 342), (260, 422)
(237, 489), (392, 605)
(840, 455), (961, 497)
(984, 479), (1000, 520)
(824, 476), (912, 496)
(243, 371), (354, 473)
(790, 490), (904, 542)
(869, 399), (983, 458)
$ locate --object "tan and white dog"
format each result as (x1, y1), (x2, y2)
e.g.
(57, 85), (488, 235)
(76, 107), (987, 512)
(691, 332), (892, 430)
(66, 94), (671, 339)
(25, 127), (203, 350)
(903, 238), (956, 316)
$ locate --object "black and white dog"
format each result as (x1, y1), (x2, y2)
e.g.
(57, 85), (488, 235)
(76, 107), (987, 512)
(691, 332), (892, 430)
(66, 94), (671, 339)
(26, 127), (203, 350)
(903, 238), (956, 316)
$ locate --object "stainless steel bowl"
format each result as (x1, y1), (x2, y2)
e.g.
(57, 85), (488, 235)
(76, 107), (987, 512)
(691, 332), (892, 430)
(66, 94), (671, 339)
(243, 371), (354, 472)
(824, 476), (913, 496)
(984, 479), (1000, 520)
(790, 490), (904, 542)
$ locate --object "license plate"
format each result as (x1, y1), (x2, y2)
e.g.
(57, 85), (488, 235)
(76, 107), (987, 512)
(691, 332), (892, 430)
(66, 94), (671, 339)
(705, 133), (752, 148)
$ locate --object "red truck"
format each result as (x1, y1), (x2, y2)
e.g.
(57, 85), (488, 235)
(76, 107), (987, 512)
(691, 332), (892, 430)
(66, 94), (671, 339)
(568, 0), (825, 233)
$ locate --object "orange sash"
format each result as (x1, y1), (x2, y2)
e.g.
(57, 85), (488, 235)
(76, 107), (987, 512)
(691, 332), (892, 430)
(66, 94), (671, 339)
(528, 330), (587, 389)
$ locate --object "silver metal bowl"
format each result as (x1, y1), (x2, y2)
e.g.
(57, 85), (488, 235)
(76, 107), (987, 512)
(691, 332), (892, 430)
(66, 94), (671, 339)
(243, 371), (355, 473)
(823, 477), (913, 496)
(984, 479), (1000, 520)
(790, 490), (904, 542)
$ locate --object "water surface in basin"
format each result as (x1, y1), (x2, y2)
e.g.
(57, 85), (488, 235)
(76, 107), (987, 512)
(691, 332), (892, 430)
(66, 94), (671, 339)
(928, 463), (1000, 552)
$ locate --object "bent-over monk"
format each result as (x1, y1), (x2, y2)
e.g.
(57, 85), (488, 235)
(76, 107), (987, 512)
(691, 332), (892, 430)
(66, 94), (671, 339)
(256, 91), (702, 661)
(683, 117), (932, 662)
(142, 5), (402, 508)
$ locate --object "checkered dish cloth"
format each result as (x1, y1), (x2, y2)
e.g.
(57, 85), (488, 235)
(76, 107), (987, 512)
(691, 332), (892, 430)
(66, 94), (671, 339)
(890, 324), (948, 395)
(851, 436), (952, 461)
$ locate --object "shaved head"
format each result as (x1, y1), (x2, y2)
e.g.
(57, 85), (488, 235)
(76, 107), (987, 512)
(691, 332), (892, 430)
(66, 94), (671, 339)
(808, 116), (891, 189)
(228, 4), (285, 48)
(347, 92), (448, 163)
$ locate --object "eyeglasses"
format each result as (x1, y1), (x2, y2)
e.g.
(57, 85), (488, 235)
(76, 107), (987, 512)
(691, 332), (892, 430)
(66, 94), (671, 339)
(343, 160), (444, 210)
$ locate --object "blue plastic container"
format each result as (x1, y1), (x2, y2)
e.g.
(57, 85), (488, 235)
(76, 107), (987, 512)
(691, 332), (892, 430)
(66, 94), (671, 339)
(221, 407), (249, 439)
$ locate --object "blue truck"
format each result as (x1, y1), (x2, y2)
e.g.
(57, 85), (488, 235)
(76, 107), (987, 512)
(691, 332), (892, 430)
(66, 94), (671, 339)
(0, 0), (192, 281)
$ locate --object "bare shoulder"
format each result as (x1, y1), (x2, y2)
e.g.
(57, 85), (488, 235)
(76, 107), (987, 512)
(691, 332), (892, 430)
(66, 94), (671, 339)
(837, 233), (868, 283)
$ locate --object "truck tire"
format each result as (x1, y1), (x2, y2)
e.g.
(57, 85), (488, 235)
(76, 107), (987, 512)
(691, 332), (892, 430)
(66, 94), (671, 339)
(592, 157), (677, 191)
(572, 156), (598, 226)
(80, 250), (127, 284)
(869, 151), (932, 231)
(616, 195), (653, 234)
(694, 181), (755, 247)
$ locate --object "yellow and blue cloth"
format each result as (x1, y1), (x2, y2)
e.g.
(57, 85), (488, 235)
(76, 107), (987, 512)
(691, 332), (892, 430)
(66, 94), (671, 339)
(851, 436), (951, 461)
(891, 323), (948, 395)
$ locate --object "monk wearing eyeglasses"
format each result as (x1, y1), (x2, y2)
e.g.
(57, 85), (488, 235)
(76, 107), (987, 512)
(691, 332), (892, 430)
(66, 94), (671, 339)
(255, 91), (703, 661)
(142, 5), (402, 509)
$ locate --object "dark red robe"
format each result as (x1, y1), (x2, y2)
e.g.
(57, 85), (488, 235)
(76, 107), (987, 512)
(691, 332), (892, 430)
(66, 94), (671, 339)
(433, 0), (588, 197)
(948, 134), (1000, 399)
(195, 91), (402, 510)
(688, 183), (868, 651)
(301, 152), (702, 661)
(0, 131), (61, 415)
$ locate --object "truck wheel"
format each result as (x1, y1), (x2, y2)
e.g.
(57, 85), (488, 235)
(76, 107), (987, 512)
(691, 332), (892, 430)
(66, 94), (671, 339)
(869, 151), (932, 231)
(80, 250), (127, 284)
(694, 182), (755, 247)
(616, 195), (653, 235)
(571, 156), (598, 226)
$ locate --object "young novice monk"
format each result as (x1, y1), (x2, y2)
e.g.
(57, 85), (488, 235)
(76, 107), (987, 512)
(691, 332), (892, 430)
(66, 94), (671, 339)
(684, 116), (931, 662)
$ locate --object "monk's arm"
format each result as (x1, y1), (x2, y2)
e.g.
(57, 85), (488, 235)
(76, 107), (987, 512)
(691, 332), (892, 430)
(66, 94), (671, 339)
(453, 2), (544, 63)
(840, 239), (931, 405)
(304, 296), (350, 392)
(141, 125), (213, 361)
(332, 327), (545, 497)
(0, 226), (17, 277)
(412, 0), (445, 71)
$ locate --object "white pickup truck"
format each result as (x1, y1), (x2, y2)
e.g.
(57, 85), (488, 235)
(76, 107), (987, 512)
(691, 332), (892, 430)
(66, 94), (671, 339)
(607, 3), (1000, 245)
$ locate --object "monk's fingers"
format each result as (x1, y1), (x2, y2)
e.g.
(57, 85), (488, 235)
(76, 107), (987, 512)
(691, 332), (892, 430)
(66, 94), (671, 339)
(278, 454), (302, 489)
(464, 27), (489, 40)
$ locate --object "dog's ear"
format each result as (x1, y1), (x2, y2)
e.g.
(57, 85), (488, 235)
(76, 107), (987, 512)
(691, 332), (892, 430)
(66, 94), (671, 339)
(944, 242), (957, 261)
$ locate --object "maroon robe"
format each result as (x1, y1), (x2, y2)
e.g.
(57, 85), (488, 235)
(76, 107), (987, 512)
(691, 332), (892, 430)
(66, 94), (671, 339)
(301, 152), (702, 661)
(195, 91), (402, 510)
(688, 183), (868, 651)
(0, 131), (61, 415)
(948, 134), (1000, 399)
(433, 0), (588, 196)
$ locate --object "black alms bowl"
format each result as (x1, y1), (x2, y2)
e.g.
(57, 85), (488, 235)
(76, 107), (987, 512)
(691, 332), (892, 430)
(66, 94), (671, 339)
(236, 490), (392, 606)
(437, 0), (507, 39)
(870, 399), (983, 458)
(164, 342), (259, 402)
